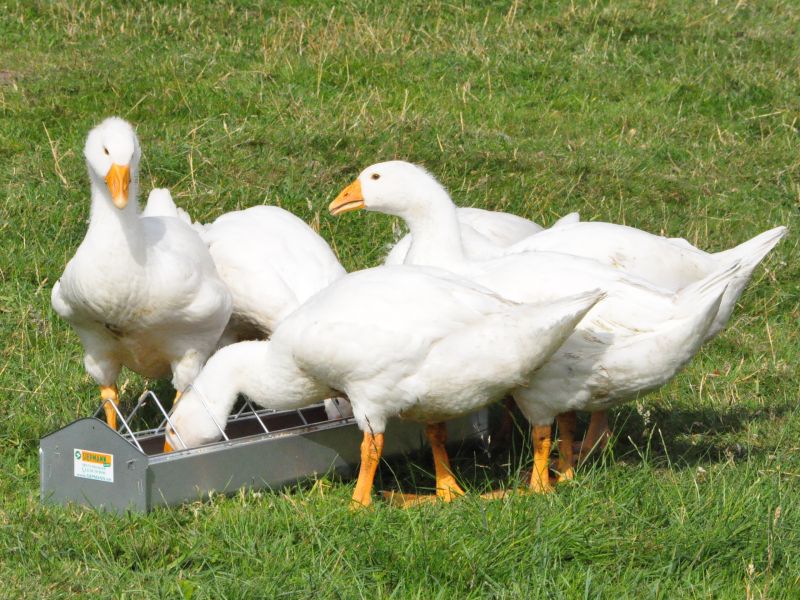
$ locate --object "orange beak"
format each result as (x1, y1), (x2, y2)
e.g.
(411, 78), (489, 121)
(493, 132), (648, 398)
(163, 439), (174, 453)
(329, 179), (365, 215)
(105, 163), (131, 209)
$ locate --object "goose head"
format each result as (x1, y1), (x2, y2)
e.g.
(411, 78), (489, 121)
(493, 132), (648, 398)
(84, 117), (141, 209)
(329, 160), (453, 220)
(163, 386), (224, 452)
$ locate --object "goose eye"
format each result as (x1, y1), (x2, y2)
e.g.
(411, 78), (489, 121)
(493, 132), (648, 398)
(103, 147), (109, 156)
(370, 173), (380, 180)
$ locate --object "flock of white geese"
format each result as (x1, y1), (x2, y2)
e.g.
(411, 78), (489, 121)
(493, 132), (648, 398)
(52, 117), (786, 507)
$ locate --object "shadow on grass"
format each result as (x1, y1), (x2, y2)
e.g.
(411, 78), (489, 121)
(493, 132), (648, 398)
(605, 400), (793, 465)
(371, 398), (796, 497)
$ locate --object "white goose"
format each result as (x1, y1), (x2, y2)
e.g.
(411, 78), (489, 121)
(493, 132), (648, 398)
(51, 118), (232, 428)
(143, 188), (346, 344)
(165, 267), (601, 506)
(508, 218), (785, 452)
(331, 161), (785, 454)
(506, 219), (786, 451)
(143, 188), (350, 419)
(329, 161), (745, 487)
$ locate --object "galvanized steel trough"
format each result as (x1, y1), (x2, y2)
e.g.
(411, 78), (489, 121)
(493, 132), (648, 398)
(39, 391), (490, 513)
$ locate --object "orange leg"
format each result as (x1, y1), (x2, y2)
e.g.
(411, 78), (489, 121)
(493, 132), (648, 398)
(556, 412), (576, 481)
(384, 422), (466, 507)
(576, 411), (611, 459)
(530, 424), (554, 493)
(351, 431), (384, 508)
(426, 422), (466, 502)
(100, 384), (119, 430)
(482, 423), (557, 501)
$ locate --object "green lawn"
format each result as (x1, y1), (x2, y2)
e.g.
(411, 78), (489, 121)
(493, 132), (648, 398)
(1, 1), (798, 597)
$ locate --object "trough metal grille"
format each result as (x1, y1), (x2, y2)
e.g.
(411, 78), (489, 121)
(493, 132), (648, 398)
(91, 389), (352, 455)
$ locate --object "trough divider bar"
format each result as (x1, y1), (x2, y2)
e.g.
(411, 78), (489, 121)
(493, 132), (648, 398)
(232, 402), (248, 420)
(245, 400), (270, 433)
(189, 384), (229, 443)
(331, 399), (347, 418)
(151, 388), (188, 450)
(297, 408), (309, 426)
(106, 399), (144, 453)
(124, 391), (155, 428)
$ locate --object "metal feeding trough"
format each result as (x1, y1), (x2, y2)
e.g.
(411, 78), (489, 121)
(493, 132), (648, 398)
(40, 390), (490, 513)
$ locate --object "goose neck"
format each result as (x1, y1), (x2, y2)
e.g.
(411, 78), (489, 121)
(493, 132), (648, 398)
(193, 341), (331, 425)
(404, 190), (465, 269)
(84, 171), (144, 262)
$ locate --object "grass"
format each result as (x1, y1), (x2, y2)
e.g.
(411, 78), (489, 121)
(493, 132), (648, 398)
(1, 0), (798, 597)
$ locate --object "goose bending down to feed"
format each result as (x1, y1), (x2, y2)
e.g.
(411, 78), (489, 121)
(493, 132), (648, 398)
(51, 118), (232, 429)
(330, 162), (751, 484)
(164, 267), (602, 506)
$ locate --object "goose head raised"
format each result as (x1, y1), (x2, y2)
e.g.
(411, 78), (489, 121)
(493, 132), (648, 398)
(329, 160), (452, 220)
(84, 117), (140, 209)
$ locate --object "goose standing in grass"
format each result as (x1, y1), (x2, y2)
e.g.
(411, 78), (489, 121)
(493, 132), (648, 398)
(500, 219), (786, 451)
(330, 161), (747, 489)
(51, 118), (232, 429)
(332, 161), (785, 454)
(164, 267), (601, 506)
